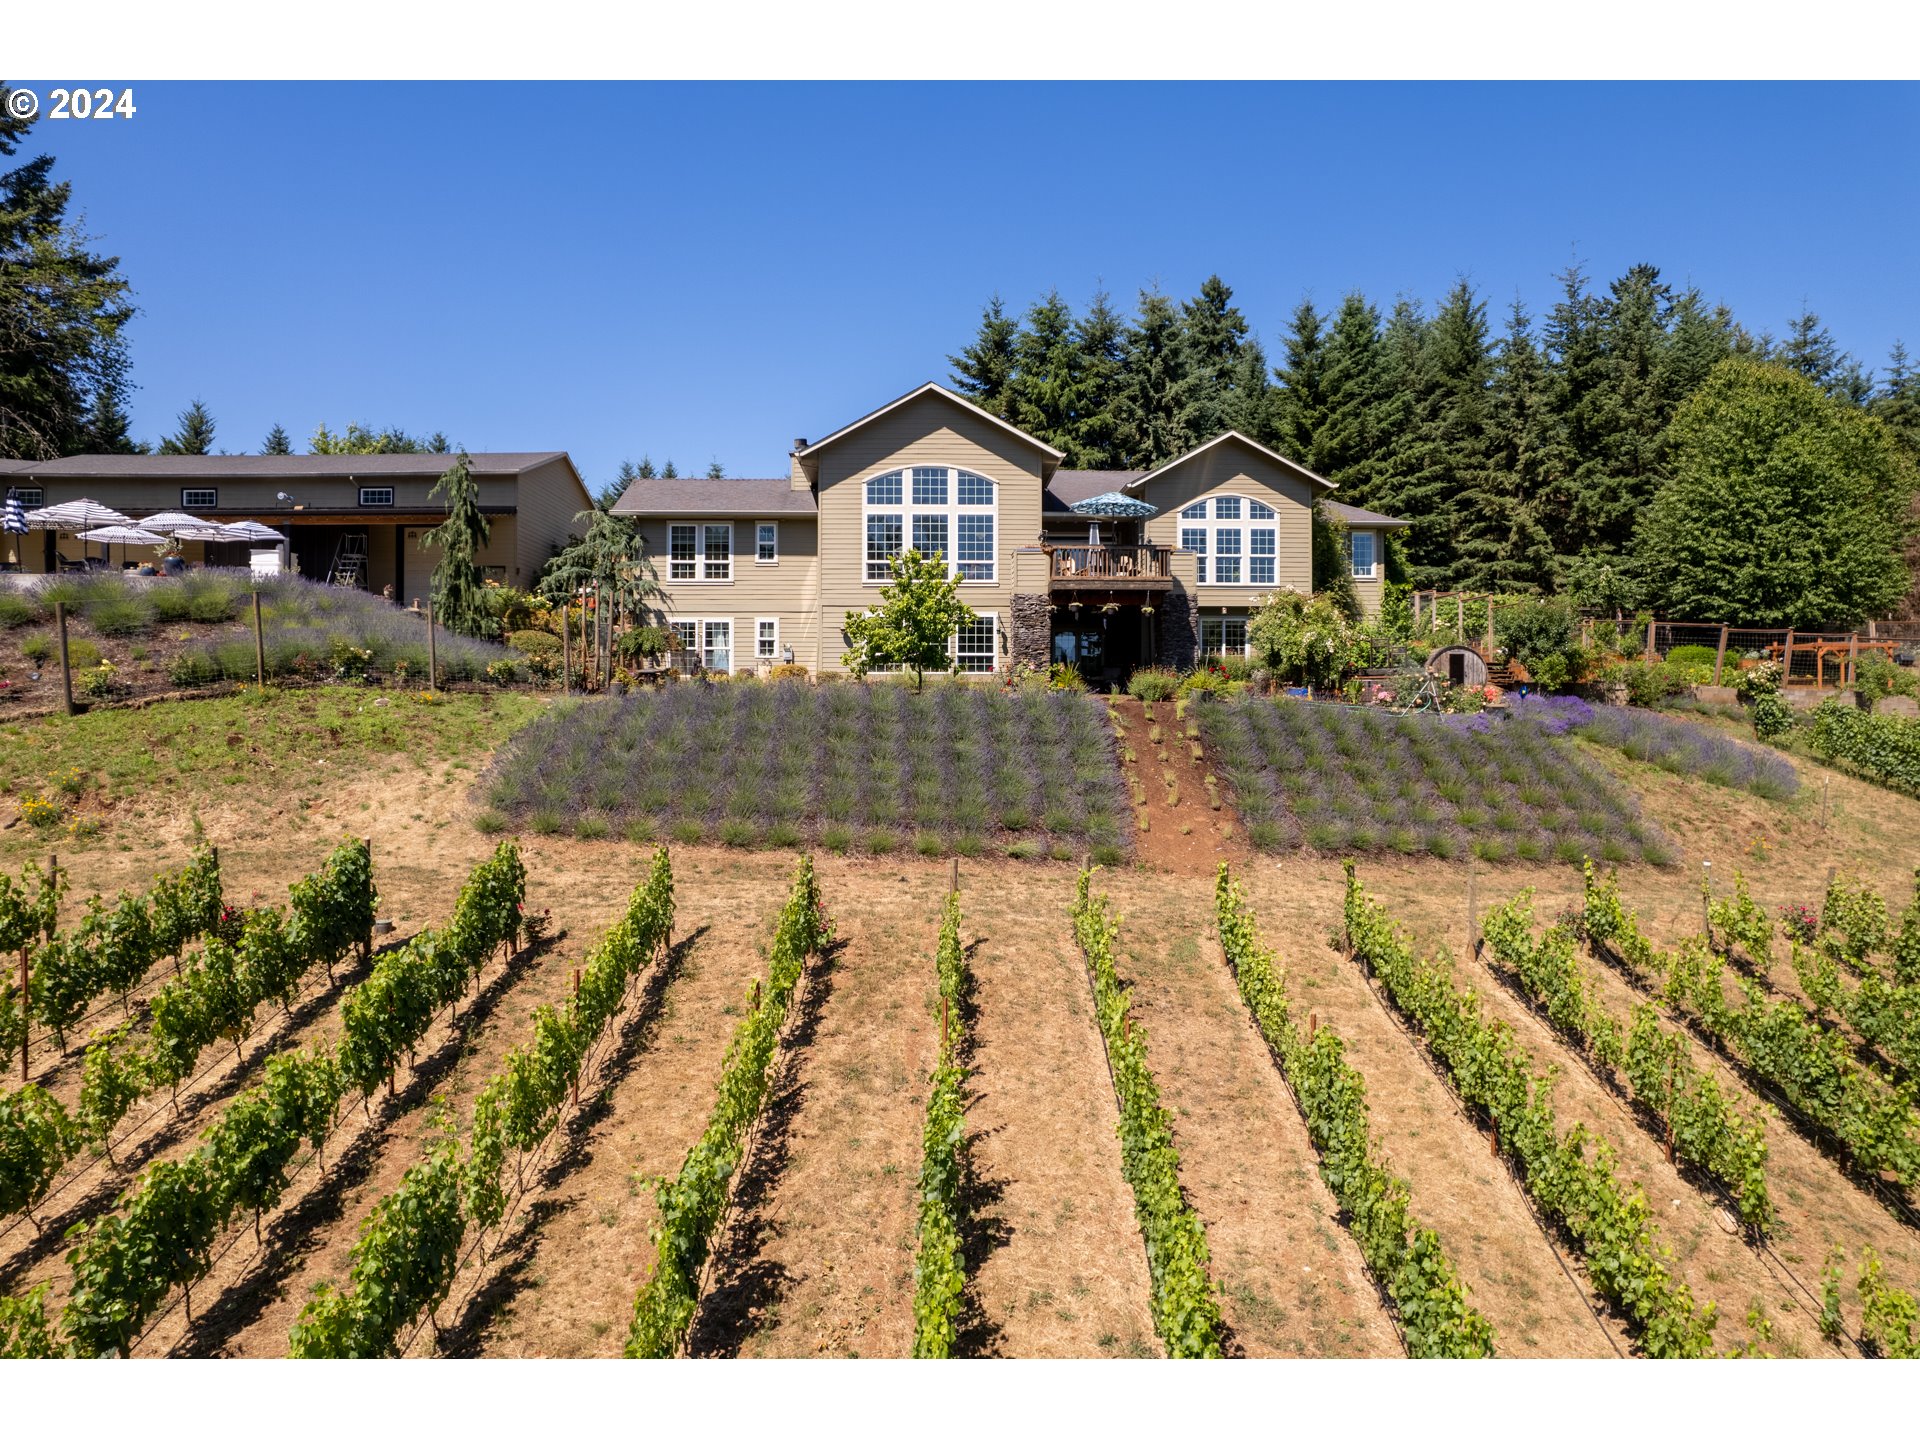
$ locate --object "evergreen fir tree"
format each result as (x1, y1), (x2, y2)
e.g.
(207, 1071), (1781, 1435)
(597, 459), (644, 510)
(947, 295), (1021, 420)
(1539, 262), (1608, 556)
(1222, 337), (1276, 444)
(1461, 299), (1559, 592)
(419, 452), (495, 637)
(0, 86), (136, 460)
(1006, 290), (1080, 452)
(1400, 280), (1496, 588)
(1781, 307), (1845, 393)
(1871, 341), (1920, 458)
(706, 460), (726, 479)
(427, 432), (451, 454)
(85, 380), (141, 454)
(1313, 294), (1392, 482)
(1664, 289), (1734, 398)
(661, 460), (679, 479)
(159, 400), (217, 455)
(1271, 299), (1330, 463)
(1174, 274), (1252, 442)
(1113, 288), (1191, 468)
(1069, 288), (1128, 467)
(261, 423), (292, 455)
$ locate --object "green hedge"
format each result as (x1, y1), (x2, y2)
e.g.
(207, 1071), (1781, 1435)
(1072, 870), (1223, 1358)
(1216, 864), (1492, 1356)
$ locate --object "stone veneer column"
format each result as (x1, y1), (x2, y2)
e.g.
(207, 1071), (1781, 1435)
(1156, 596), (1199, 670)
(1009, 594), (1053, 669)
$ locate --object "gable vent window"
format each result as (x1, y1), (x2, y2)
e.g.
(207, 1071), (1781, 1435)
(181, 488), (218, 510)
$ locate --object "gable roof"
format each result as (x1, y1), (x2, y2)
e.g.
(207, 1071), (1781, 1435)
(1124, 431), (1337, 496)
(1324, 500), (1410, 530)
(1045, 469), (1149, 514)
(4, 452), (571, 480)
(610, 478), (817, 517)
(796, 382), (1065, 466)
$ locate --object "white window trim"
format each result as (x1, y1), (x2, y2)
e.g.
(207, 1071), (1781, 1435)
(861, 465), (997, 586)
(951, 612), (1000, 674)
(754, 520), (779, 565)
(756, 616), (780, 660)
(1177, 493), (1280, 587)
(1349, 530), (1380, 581)
(667, 521), (735, 583)
(1200, 614), (1252, 658)
(666, 616), (736, 671)
(359, 487), (395, 507)
(181, 487), (218, 510)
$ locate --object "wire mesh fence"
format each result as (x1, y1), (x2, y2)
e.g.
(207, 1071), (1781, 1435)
(1409, 590), (1914, 689)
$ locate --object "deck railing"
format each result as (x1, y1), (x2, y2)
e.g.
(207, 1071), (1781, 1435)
(1047, 544), (1172, 581)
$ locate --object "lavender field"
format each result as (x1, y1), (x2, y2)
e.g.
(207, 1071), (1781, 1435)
(1203, 696), (1672, 864)
(479, 682), (1133, 860)
(1521, 696), (1799, 801)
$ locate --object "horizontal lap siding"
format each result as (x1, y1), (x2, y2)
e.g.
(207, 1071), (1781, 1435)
(814, 393), (1045, 671)
(1138, 444), (1315, 611)
(512, 457), (593, 587)
(640, 517), (822, 670)
(1351, 527), (1386, 618)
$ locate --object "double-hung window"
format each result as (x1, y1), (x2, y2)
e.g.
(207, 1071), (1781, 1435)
(701, 619), (732, 671)
(702, 524), (732, 581)
(669, 620), (698, 652)
(1350, 530), (1377, 579)
(953, 613), (998, 673)
(863, 466), (996, 583)
(755, 521), (778, 563)
(756, 618), (779, 660)
(1179, 495), (1280, 588)
(669, 525), (698, 581)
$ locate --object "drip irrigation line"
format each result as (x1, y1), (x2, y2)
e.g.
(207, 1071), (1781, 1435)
(1343, 938), (1627, 1359)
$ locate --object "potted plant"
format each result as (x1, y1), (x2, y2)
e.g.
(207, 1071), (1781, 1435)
(159, 537), (186, 577)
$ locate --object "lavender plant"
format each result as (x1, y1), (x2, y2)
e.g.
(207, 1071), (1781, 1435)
(481, 681), (1132, 858)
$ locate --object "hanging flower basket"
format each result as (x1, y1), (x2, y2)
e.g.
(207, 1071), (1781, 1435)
(1100, 603), (1120, 614)
(1141, 605), (1155, 616)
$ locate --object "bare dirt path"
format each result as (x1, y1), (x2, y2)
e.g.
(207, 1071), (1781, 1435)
(690, 867), (938, 1357)
(1111, 906), (1402, 1356)
(1111, 696), (1246, 876)
(451, 854), (792, 1357)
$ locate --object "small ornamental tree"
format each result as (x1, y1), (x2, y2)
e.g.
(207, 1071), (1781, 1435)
(1247, 589), (1356, 688)
(841, 548), (975, 690)
(419, 451), (495, 638)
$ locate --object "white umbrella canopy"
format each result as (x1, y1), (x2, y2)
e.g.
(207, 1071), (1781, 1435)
(220, 521), (287, 543)
(25, 499), (133, 531)
(77, 525), (170, 546)
(136, 511), (212, 533)
(170, 524), (234, 543)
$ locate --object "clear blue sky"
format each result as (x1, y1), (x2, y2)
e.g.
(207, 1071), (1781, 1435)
(16, 80), (1918, 487)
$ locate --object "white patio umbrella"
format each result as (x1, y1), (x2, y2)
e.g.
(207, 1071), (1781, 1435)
(77, 524), (170, 570)
(27, 499), (135, 567)
(136, 511), (213, 533)
(219, 520), (287, 543)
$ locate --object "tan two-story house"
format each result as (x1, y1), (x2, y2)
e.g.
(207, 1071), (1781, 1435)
(612, 383), (1404, 683)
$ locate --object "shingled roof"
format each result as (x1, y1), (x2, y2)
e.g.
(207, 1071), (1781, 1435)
(610, 478), (818, 517)
(3, 452), (568, 479)
(1324, 500), (1411, 529)
(1046, 469), (1149, 513)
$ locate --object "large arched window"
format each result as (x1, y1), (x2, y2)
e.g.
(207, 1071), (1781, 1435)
(1177, 494), (1278, 585)
(863, 466), (997, 582)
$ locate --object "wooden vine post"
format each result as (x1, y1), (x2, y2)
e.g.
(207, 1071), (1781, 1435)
(18, 938), (28, 1082)
(363, 837), (374, 962)
(941, 994), (950, 1050)
(560, 605), (571, 694)
(1782, 629), (1797, 687)
(426, 599), (439, 695)
(252, 590), (266, 688)
(1712, 623), (1729, 686)
(55, 601), (76, 716)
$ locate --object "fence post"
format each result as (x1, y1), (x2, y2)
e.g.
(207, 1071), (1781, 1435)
(1712, 623), (1729, 686)
(1782, 629), (1797, 688)
(252, 590), (266, 688)
(1847, 631), (1858, 692)
(1483, 601), (1495, 657)
(55, 601), (76, 716)
(1454, 593), (1463, 643)
(560, 606), (571, 695)
(426, 599), (439, 694)
(1644, 619), (1658, 662)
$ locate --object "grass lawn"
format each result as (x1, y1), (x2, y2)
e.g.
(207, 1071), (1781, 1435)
(0, 688), (546, 859)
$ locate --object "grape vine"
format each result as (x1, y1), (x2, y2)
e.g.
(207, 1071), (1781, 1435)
(1344, 863), (1718, 1357)
(1216, 864), (1493, 1357)
(1481, 889), (1774, 1232)
(912, 891), (969, 1358)
(1072, 869), (1224, 1359)
(625, 856), (830, 1358)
